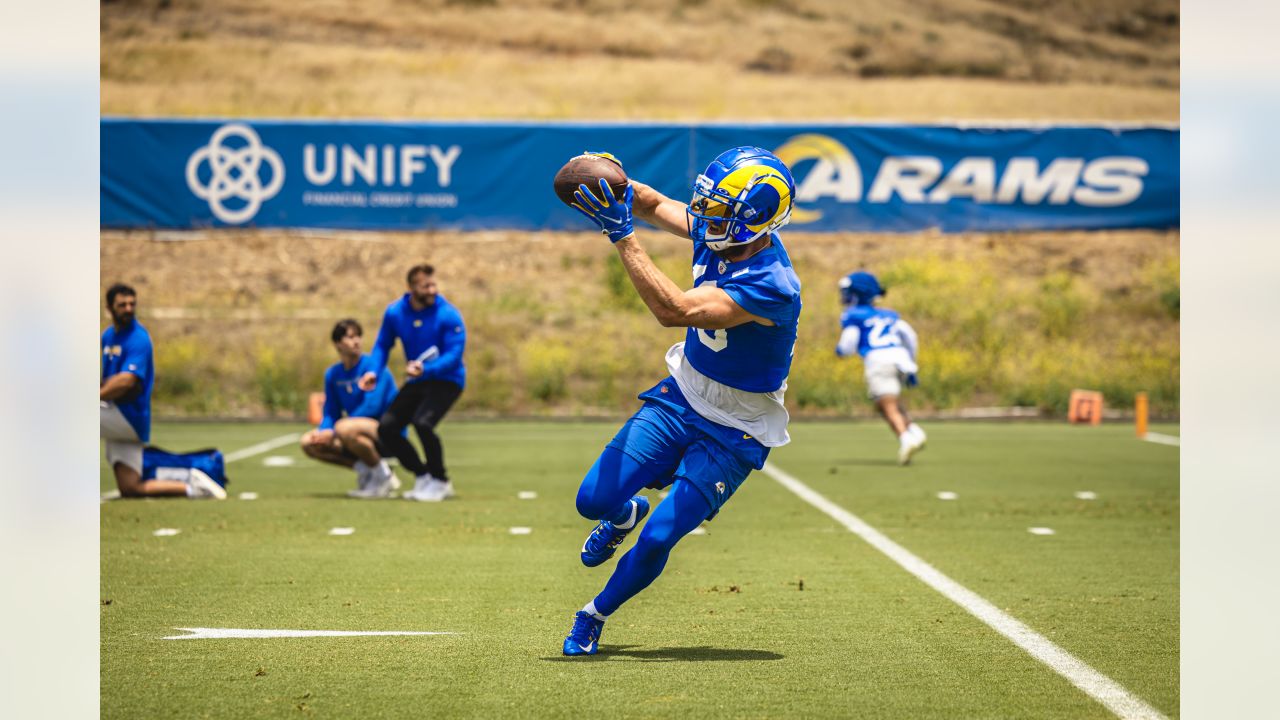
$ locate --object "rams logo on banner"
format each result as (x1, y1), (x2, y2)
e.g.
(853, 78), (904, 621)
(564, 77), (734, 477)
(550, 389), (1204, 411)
(773, 134), (863, 224)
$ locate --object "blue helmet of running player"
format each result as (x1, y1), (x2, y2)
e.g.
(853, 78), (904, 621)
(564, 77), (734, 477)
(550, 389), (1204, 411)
(687, 146), (796, 252)
(839, 271), (883, 306)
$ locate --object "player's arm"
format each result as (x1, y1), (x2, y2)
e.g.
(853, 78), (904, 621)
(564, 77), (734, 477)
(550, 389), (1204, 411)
(614, 237), (771, 330)
(897, 319), (919, 361)
(99, 372), (140, 401)
(835, 326), (861, 357)
(359, 309), (397, 390)
(422, 310), (466, 375)
(317, 371), (341, 434)
(630, 180), (691, 240)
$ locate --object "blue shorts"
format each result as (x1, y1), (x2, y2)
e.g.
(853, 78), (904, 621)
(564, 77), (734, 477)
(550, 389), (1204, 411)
(606, 377), (769, 516)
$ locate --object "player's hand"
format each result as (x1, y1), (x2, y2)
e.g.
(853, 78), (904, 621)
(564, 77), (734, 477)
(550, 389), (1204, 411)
(906, 373), (919, 388)
(357, 372), (378, 391)
(573, 179), (635, 243)
(405, 360), (424, 378)
(303, 429), (333, 446)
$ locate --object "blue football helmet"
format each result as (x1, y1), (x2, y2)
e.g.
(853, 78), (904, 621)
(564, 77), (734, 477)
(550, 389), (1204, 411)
(688, 146), (796, 251)
(839, 271), (884, 306)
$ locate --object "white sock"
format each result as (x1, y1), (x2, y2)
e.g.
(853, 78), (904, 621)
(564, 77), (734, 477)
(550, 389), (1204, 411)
(908, 423), (925, 441)
(353, 460), (370, 475)
(899, 431), (913, 446)
(613, 500), (639, 530)
(582, 601), (607, 622)
(377, 460), (391, 475)
(185, 483), (197, 498)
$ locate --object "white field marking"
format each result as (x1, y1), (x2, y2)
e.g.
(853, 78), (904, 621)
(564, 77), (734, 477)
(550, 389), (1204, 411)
(688, 526), (707, 535)
(224, 433), (302, 463)
(1075, 491), (1098, 501)
(263, 456), (295, 467)
(517, 491), (538, 500)
(328, 527), (355, 536)
(164, 627), (456, 640)
(1142, 432), (1180, 447)
(153, 528), (181, 537)
(509, 527), (532, 535)
(1028, 527), (1057, 535)
(760, 462), (1168, 720)
(238, 492), (259, 500)
(936, 491), (959, 501)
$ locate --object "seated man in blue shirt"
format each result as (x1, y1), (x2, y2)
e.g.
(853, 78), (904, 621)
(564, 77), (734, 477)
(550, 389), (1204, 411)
(300, 319), (400, 498)
(359, 264), (467, 502)
(101, 283), (223, 499)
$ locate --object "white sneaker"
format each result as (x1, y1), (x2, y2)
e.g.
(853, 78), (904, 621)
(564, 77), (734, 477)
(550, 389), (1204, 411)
(383, 462), (401, 491)
(350, 464), (394, 499)
(187, 469), (227, 499)
(908, 423), (927, 449)
(898, 434), (925, 466)
(401, 471), (432, 499)
(411, 478), (455, 502)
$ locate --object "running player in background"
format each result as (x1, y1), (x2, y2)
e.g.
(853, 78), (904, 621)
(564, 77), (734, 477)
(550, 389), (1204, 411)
(300, 319), (400, 498)
(836, 271), (927, 465)
(359, 264), (467, 502)
(561, 147), (800, 656)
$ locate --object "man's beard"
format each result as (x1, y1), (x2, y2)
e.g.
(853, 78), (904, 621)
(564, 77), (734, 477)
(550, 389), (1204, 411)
(112, 311), (134, 326)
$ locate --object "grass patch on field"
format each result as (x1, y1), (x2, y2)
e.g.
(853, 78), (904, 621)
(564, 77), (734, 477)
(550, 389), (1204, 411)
(102, 420), (1177, 718)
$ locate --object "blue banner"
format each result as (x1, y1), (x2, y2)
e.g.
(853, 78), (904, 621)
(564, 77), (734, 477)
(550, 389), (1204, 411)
(101, 119), (1178, 233)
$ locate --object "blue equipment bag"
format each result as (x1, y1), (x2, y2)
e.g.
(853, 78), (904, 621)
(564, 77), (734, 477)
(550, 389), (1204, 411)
(142, 447), (229, 488)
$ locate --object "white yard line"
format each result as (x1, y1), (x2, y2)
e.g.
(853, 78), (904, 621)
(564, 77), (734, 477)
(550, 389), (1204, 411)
(164, 627), (455, 640)
(1142, 432), (1181, 447)
(223, 432), (302, 463)
(761, 462), (1168, 720)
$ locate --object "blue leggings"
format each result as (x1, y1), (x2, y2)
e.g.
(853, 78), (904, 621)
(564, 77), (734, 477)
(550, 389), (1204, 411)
(577, 446), (711, 616)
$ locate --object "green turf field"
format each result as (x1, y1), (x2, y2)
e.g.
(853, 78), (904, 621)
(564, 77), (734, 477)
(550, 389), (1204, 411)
(101, 421), (1178, 719)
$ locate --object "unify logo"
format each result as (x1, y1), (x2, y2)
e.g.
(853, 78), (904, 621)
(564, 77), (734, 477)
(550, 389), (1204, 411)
(186, 124), (285, 224)
(772, 133), (1149, 224)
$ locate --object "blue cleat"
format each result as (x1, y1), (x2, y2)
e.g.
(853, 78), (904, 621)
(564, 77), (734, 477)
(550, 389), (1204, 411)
(580, 495), (650, 567)
(563, 610), (604, 656)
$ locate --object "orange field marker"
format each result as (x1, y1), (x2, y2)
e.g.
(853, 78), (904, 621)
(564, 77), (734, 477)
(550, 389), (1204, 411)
(1067, 389), (1104, 426)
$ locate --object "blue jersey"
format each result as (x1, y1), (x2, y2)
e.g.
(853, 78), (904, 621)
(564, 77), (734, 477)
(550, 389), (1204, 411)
(101, 319), (154, 442)
(839, 306), (904, 357)
(319, 355), (398, 431)
(682, 234), (802, 393)
(368, 293), (467, 388)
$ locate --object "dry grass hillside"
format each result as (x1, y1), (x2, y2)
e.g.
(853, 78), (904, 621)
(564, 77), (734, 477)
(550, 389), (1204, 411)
(102, 0), (1178, 120)
(101, 228), (1179, 418)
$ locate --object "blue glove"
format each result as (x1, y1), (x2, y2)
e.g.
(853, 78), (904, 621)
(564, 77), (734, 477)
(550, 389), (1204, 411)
(572, 178), (634, 243)
(906, 373), (919, 388)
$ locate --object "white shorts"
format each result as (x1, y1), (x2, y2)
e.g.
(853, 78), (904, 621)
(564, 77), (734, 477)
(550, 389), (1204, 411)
(101, 401), (143, 473)
(864, 357), (907, 400)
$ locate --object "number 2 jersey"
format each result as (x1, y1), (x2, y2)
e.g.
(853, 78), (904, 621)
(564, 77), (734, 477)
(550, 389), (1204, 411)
(836, 305), (918, 374)
(660, 233), (802, 447)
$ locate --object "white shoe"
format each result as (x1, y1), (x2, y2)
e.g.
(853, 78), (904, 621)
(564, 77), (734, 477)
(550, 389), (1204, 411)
(349, 464), (394, 499)
(412, 478), (455, 503)
(908, 423), (927, 449)
(384, 462), (401, 491)
(898, 435), (925, 466)
(187, 469), (227, 499)
(351, 461), (372, 493)
(403, 474), (433, 501)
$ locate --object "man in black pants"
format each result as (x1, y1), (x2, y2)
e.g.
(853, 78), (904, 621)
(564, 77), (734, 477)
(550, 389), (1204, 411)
(359, 264), (467, 502)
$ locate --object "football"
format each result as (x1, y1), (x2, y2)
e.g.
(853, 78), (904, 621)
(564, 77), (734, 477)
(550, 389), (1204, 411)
(553, 153), (628, 207)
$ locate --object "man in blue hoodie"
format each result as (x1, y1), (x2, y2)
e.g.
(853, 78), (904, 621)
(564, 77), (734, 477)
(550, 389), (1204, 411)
(359, 264), (466, 502)
(300, 318), (400, 498)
